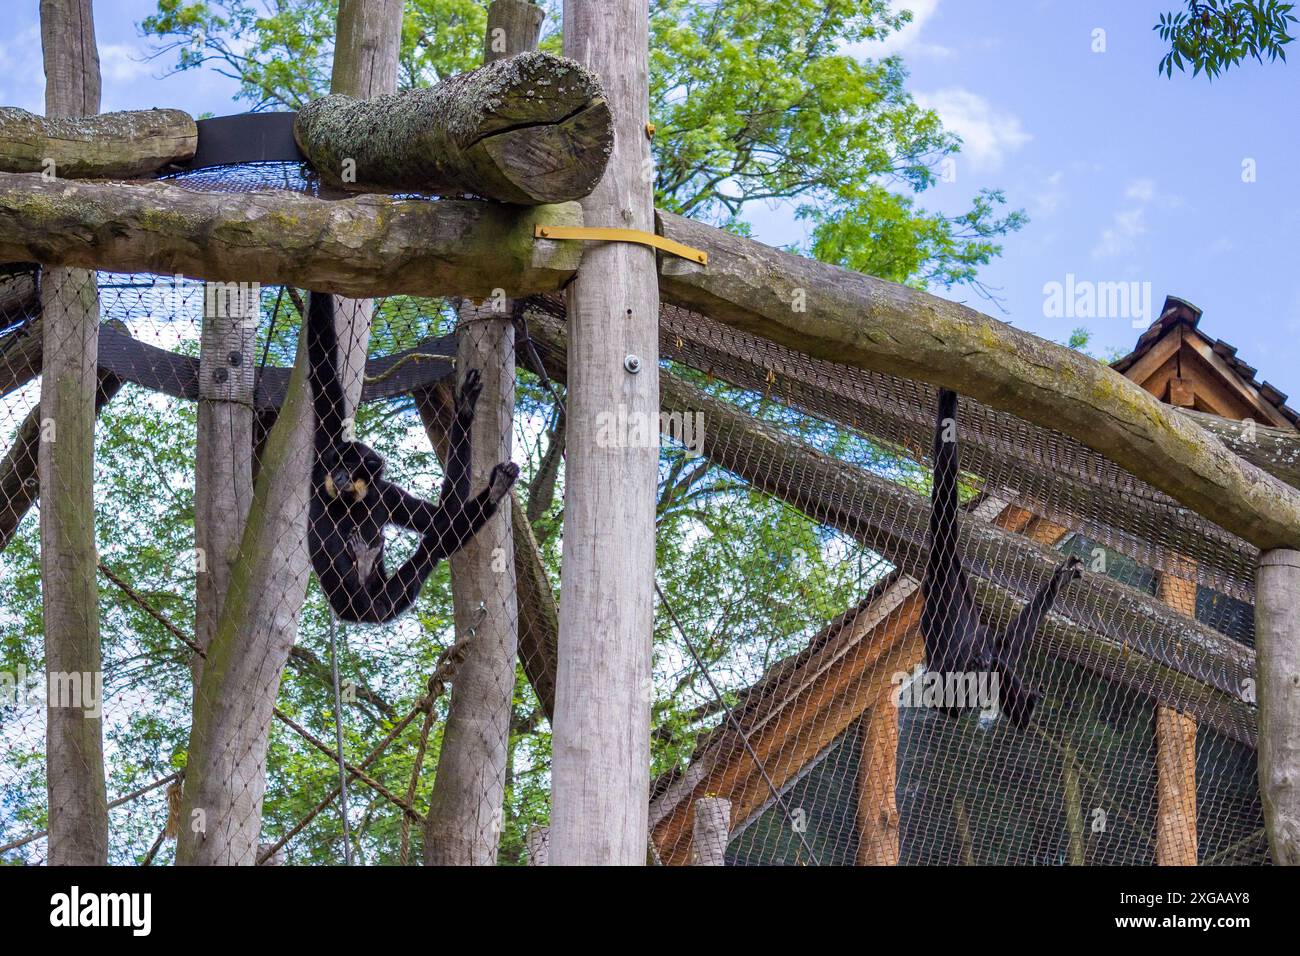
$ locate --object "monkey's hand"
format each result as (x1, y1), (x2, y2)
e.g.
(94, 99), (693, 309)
(488, 461), (520, 504)
(457, 368), (483, 418)
(1058, 555), (1084, 583)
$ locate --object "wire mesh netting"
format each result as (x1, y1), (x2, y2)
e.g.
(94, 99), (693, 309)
(0, 160), (1266, 865)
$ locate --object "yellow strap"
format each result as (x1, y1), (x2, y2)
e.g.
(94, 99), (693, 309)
(533, 224), (708, 266)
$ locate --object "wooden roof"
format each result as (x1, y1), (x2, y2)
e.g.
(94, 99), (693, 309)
(1111, 295), (1298, 430)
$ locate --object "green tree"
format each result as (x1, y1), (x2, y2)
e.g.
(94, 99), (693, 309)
(141, 0), (1024, 297)
(1155, 0), (1296, 77)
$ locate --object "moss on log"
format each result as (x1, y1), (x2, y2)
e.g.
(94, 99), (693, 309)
(0, 171), (582, 297)
(656, 210), (1300, 553)
(0, 106), (196, 179)
(1178, 408), (1300, 491)
(294, 50), (612, 204)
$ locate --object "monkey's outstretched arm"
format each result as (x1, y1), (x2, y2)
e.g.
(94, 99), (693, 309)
(307, 291), (347, 456)
(928, 388), (961, 580)
(1001, 556), (1083, 663)
(381, 480), (440, 535)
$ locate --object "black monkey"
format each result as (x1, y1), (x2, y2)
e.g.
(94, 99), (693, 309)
(307, 291), (519, 624)
(921, 388), (1082, 728)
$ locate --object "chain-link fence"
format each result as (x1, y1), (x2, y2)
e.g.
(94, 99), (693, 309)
(0, 158), (1266, 865)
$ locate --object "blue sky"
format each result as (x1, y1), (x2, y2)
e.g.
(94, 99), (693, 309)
(2, 0), (1297, 396)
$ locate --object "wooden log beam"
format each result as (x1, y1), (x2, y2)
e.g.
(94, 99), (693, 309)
(656, 210), (1300, 553)
(1178, 407), (1300, 491)
(0, 266), (38, 320)
(295, 50), (612, 205)
(0, 107), (196, 179)
(1, 321), (42, 399)
(649, 302), (1257, 599)
(0, 171), (582, 298)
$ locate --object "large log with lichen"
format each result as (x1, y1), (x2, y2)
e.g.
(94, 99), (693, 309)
(294, 50), (612, 204)
(0, 106), (196, 179)
(0, 171), (582, 297)
(655, 210), (1300, 554)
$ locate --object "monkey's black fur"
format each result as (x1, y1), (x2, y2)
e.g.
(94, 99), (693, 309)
(921, 388), (1081, 728)
(307, 291), (518, 624)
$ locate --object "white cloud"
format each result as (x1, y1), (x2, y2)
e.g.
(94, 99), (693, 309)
(1091, 178), (1183, 259)
(913, 87), (1031, 172)
(1031, 170), (1066, 217)
(842, 0), (953, 60)
(1125, 178), (1155, 203)
(100, 44), (154, 85)
(876, 0), (952, 58)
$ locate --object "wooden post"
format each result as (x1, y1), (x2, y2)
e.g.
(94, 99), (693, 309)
(525, 825), (550, 865)
(1155, 561), (1199, 865)
(1256, 549), (1300, 865)
(324, 0), (403, 416)
(855, 704), (900, 865)
(193, 285), (256, 680)
(1062, 739), (1086, 865)
(176, 0), (402, 866)
(551, 0), (660, 866)
(423, 0), (540, 866)
(37, 0), (107, 867)
(691, 797), (731, 865)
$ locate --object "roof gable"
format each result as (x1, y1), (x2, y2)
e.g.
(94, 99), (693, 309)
(1111, 296), (1298, 430)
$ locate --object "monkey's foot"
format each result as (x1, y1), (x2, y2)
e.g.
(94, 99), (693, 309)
(488, 462), (520, 503)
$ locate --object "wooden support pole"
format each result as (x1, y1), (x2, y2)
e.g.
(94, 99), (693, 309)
(855, 704), (900, 865)
(423, 1), (539, 866)
(691, 797), (731, 865)
(1155, 561), (1199, 866)
(525, 825), (550, 865)
(193, 285), (256, 681)
(423, 305), (520, 864)
(1256, 548), (1300, 865)
(37, 0), (107, 867)
(1062, 738), (1087, 865)
(551, 0), (660, 866)
(177, 0), (403, 866)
